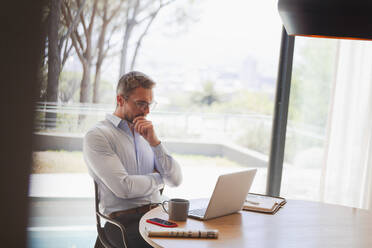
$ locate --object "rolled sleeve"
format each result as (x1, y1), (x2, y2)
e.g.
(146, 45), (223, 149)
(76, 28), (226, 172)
(152, 143), (182, 187)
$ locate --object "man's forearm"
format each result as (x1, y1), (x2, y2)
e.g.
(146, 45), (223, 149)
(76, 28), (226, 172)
(108, 173), (164, 199)
(152, 143), (182, 187)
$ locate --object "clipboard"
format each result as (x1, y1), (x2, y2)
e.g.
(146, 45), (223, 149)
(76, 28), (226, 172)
(243, 193), (286, 214)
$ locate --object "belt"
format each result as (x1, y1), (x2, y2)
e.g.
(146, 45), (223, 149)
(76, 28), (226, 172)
(109, 204), (159, 219)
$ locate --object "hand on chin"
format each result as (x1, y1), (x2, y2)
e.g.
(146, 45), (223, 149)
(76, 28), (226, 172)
(133, 116), (160, 146)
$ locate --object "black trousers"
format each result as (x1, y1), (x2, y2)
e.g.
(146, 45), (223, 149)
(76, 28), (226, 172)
(97, 212), (152, 248)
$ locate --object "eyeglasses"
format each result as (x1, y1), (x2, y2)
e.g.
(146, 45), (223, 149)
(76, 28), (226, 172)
(124, 96), (157, 111)
(134, 100), (157, 111)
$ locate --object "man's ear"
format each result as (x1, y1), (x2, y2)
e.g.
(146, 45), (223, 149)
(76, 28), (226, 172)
(117, 95), (124, 106)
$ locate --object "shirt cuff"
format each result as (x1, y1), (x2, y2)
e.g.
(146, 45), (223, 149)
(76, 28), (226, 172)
(151, 172), (164, 189)
(151, 142), (169, 157)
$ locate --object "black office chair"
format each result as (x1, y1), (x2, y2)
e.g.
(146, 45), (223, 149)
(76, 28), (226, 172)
(94, 181), (128, 248)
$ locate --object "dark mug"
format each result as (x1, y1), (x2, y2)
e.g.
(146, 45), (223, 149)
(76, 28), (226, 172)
(162, 198), (189, 221)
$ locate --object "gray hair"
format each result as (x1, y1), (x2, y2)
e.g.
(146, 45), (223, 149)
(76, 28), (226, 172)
(116, 71), (156, 98)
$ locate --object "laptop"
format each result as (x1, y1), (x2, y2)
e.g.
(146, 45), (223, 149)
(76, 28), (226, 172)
(188, 169), (257, 220)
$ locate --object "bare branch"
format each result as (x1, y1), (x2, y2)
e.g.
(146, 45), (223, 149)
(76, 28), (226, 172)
(61, 41), (73, 68)
(61, 1), (82, 47)
(138, 0), (174, 17)
(130, 10), (159, 70)
(61, 2), (71, 26)
(103, 24), (121, 56)
(106, 22), (121, 43)
(125, 0), (130, 23)
(107, 1), (124, 23)
(136, 12), (152, 24)
(76, 0), (88, 38)
(136, 0), (174, 24)
(70, 31), (85, 64)
(61, 1), (84, 53)
(73, 28), (85, 55)
(130, 0), (175, 70)
(161, 0), (176, 7)
(102, 0), (109, 21)
(138, 0), (154, 13)
(87, 0), (98, 34)
(80, 15), (88, 37)
(102, 24), (121, 58)
(61, 35), (70, 63)
(59, 0), (87, 52)
(103, 46), (110, 59)
(130, 0), (141, 22)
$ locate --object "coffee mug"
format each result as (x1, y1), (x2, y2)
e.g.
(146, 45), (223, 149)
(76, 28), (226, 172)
(162, 198), (189, 221)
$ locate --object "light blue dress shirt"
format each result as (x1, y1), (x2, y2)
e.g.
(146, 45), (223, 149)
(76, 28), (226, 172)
(83, 114), (182, 215)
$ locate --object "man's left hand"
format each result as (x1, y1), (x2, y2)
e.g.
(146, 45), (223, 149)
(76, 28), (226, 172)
(133, 116), (160, 146)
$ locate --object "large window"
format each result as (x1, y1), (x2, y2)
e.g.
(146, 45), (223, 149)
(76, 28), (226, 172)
(32, 0), (282, 198)
(282, 37), (372, 210)
(280, 37), (338, 201)
(30, 1), (283, 246)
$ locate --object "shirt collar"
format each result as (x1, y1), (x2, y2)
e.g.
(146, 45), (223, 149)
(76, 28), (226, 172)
(106, 113), (132, 135)
(106, 113), (122, 127)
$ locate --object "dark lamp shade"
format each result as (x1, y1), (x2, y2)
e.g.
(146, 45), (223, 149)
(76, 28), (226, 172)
(278, 0), (372, 40)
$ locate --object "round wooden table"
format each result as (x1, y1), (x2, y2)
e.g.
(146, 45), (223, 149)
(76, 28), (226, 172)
(139, 199), (372, 248)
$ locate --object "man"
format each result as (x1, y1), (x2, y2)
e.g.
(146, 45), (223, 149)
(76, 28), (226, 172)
(83, 71), (182, 248)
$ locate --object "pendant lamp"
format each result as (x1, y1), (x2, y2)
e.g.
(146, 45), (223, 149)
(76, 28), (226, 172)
(278, 0), (372, 40)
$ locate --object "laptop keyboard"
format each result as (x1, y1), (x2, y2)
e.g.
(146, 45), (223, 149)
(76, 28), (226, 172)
(189, 208), (206, 217)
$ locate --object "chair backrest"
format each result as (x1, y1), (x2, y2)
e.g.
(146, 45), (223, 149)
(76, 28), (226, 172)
(94, 181), (103, 234)
(94, 181), (128, 248)
(94, 180), (163, 248)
